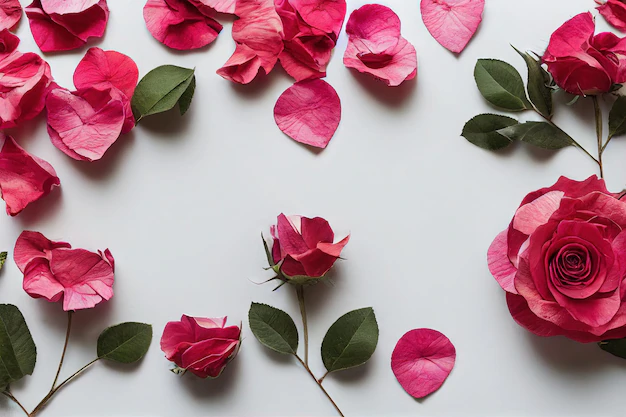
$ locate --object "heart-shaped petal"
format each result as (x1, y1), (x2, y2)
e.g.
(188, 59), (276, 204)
(421, 0), (484, 53)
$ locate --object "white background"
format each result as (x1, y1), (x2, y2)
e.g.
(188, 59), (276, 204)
(2, 0), (626, 416)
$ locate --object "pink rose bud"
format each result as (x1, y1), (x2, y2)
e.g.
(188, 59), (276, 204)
(266, 214), (350, 284)
(543, 12), (626, 95)
(160, 315), (241, 378)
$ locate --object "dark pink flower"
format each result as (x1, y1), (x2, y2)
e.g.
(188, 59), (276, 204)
(15, 231), (115, 311)
(143, 0), (225, 50)
(25, 0), (109, 52)
(597, 0), (626, 32)
(161, 315), (241, 378)
(487, 176), (626, 342)
(0, 0), (22, 30)
(217, 0), (283, 84)
(0, 134), (60, 216)
(343, 4), (417, 86)
(543, 12), (626, 95)
(268, 213), (349, 282)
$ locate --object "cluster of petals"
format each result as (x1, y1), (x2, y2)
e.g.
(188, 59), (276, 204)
(25, 0), (109, 52)
(597, 0), (626, 32)
(143, 0), (235, 50)
(0, 30), (53, 129)
(218, 0), (346, 84)
(343, 4), (417, 86)
(0, 0), (22, 30)
(14, 231), (115, 311)
(46, 47), (138, 162)
(0, 134), (60, 216)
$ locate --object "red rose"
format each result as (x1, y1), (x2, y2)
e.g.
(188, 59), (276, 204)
(488, 176), (626, 342)
(543, 12), (626, 95)
(160, 315), (241, 378)
(268, 214), (349, 283)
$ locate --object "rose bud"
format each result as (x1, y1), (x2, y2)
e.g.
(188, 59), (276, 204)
(543, 12), (626, 95)
(160, 315), (241, 378)
(264, 213), (350, 285)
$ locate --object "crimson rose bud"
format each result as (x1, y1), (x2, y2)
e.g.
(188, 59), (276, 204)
(160, 315), (241, 378)
(267, 214), (350, 284)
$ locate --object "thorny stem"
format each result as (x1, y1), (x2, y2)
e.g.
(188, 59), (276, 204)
(294, 355), (344, 417)
(2, 390), (30, 416)
(30, 358), (100, 417)
(592, 96), (605, 178)
(296, 286), (309, 366)
(51, 312), (73, 390)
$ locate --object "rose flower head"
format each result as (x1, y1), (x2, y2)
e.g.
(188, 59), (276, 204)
(264, 214), (350, 285)
(488, 176), (626, 342)
(161, 315), (241, 378)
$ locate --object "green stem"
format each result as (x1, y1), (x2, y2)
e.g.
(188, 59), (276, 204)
(592, 96), (605, 178)
(51, 311), (73, 390)
(296, 286), (309, 366)
(30, 359), (100, 417)
(2, 390), (30, 416)
(295, 355), (344, 417)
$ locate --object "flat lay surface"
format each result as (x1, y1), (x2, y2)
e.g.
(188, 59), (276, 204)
(2, 0), (626, 416)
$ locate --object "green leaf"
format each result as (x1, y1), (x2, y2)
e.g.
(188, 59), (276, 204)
(178, 75), (196, 116)
(461, 114), (518, 150)
(514, 47), (553, 118)
(498, 122), (573, 149)
(0, 305), (36, 391)
(599, 338), (626, 359)
(97, 322), (153, 364)
(609, 96), (626, 139)
(321, 307), (379, 373)
(249, 303), (298, 355)
(131, 65), (195, 121)
(0, 252), (6, 271)
(474, 59), (531, 111)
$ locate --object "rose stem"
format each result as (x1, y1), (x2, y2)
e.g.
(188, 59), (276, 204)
(318, 371), (330, 384)
(2, 390), (30, 416)
(51, 311), (73, 390)
(295, 354), (345, 417)
(296, 286), (309, 366)
(592, 96), (605, 178)
(30, 358), (100, 417)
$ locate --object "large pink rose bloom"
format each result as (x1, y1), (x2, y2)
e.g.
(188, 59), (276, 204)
(269, 213), (349, 281)
(14, 231), (115, 311)
(488, 176), (626, 342)
(160, 315), (241, 378)
(543, 12), (626, 95)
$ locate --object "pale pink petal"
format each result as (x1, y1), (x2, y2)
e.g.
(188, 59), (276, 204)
(274, 79), (341, 149)
(74, 47), (139, 98)
(46, 87), (125, 162)
(0, 134), (60, 216)
(512, 191), (564, 235)
(289, 0), (346, 37)
(487, 230), (518, 294)
(40, 0), (99, 14)
(391, 329), (456, 399)
(190, 0), (236, 14)
(143, 0), (222, 50)
(14, 230), (70, 273)
(0, 0), (21, 30)
(420, 0), (484, 53)
(23, 258), (64, 303)
(194, 316), (227, 329)
(217, 0), (283, 84)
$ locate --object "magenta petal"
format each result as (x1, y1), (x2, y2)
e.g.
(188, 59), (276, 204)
(598, 0), (626, 32)
(274, 79), (341, 149)
(391, 328), (456, 399)
(420, 0), (484, 53)
(74, 47), (139, 98)
(0, 0), (21, 30)
(14, 230), (70, 273)
(0, 134), (60, 216)
(289, 0), (346, 37)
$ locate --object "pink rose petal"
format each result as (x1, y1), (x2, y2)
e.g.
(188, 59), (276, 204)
(343, 5), (417, 86)
(274, 79), (341, 149)
(0, 134), (60, 216)
(74, 47), (139, 98)
(290, 0), (346, 37)
(14, 231), (70, 273)
(217, 0), (283, 84)
(0, 28), (18, 54)
(391, 328), (456, 399)
(597, 0), (626, 32)
(143, 0), (223, 50)
(190, 0), (236, 14)
(46, 87), (125, 162)
(0, 0), (21, 30)
(420, 0), (484, 53)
